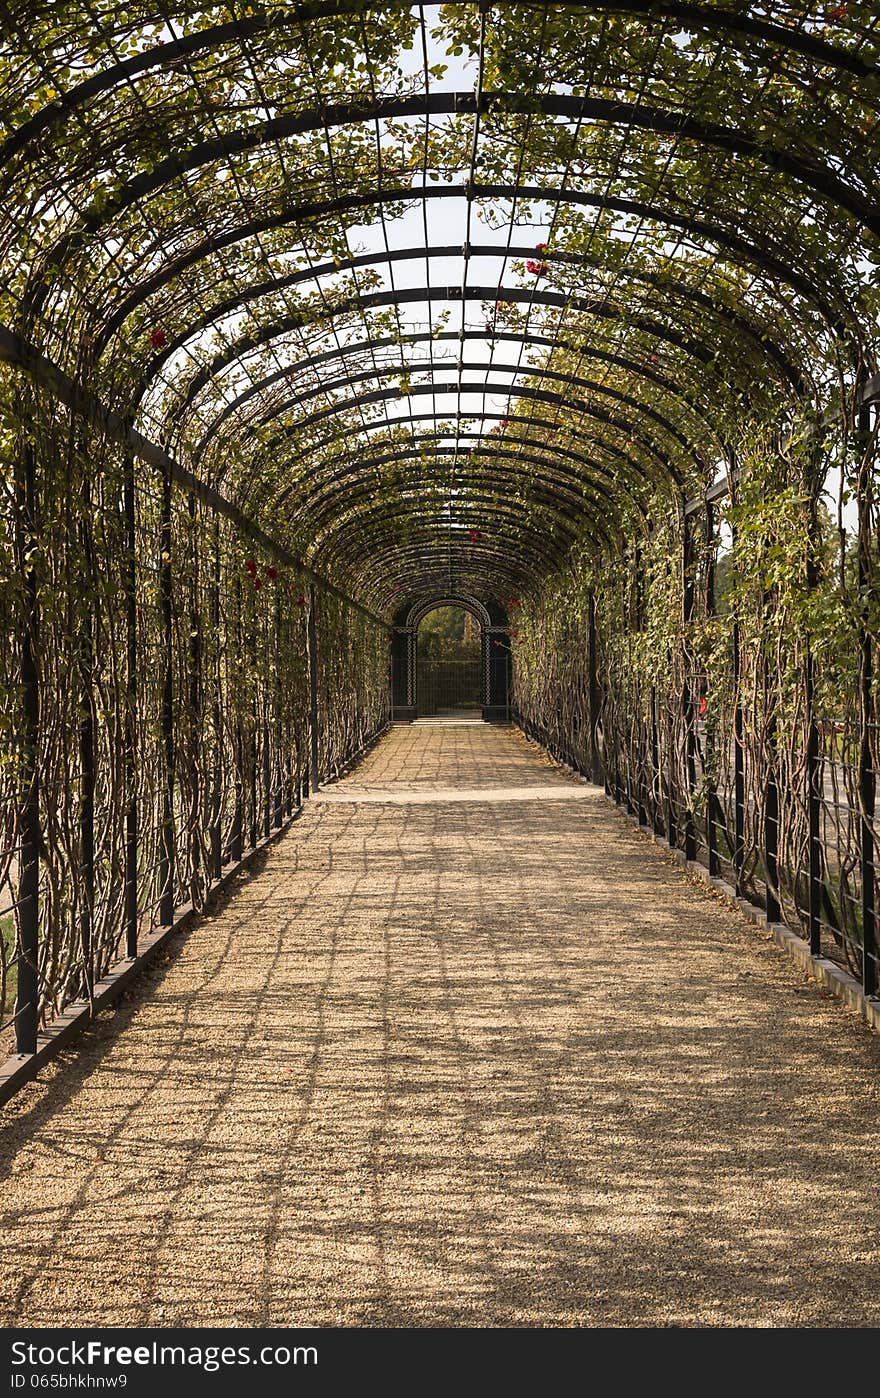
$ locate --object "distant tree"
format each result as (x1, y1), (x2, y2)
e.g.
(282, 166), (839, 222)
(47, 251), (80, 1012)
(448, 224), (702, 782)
(419, 607), (481, 660)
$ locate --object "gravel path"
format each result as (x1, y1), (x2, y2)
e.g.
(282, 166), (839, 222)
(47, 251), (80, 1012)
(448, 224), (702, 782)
(1, 723), (879, 1328)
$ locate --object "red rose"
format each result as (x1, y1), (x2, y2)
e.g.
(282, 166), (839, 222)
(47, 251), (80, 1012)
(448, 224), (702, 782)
(150, 328), (167, 350)
(244, 558), (257, 574)
(267, 566), (278, 581)
(468, 528), (482, 541)
(253, 577), (262, 590)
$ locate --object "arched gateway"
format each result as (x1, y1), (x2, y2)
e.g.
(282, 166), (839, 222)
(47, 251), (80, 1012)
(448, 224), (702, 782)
(390, 593), (511, 722)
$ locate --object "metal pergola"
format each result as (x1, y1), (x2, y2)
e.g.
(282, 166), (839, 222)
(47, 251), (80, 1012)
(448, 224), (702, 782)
(0, 1), (877, 1081)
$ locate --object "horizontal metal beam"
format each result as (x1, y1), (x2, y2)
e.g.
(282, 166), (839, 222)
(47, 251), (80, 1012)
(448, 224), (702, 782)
(0, 322), (386, 629)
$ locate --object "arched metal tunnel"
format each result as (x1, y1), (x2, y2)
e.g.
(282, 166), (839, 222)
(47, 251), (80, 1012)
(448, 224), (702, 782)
(0, 0), (879, 1334)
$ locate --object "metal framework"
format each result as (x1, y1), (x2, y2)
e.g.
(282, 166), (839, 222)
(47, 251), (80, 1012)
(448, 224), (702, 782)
(0, 2), (878, 1057)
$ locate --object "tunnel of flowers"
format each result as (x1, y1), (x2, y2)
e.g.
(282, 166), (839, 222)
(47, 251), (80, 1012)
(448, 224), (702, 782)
(0, 1), (877, 1057)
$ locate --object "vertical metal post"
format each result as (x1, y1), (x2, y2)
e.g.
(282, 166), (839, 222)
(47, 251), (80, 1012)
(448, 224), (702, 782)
(249, 698), (258, 850)
(704, 501), (719, 878)
(308, 583), (320, 792)
(726, 484), (745, 897)
(78, 465), (95, 999)
(587, 587), (601, 785)
(14, 440), (39, 1055)
(263, 713), (271, 839)
(667, 654), (677, 848)
(209, 519), (222, 881)
(187, 497), (202, 906)
(650, 686), (663, 836)
(732, 614), (745, 897)
(158, 462), (175, 928)
(123, 448), (138, 956)
(763, 654), (781, 926)
(857, 404), (876, 997)
(682, 509), (697, 862)
(274, 591), (284, 829)
(231, 573), (243, 864)
(805, 481), (822, 955)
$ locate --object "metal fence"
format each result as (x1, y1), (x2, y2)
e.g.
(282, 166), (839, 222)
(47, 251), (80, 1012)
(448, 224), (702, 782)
(0, 372), (389, 1057)
(513, 412), (879, 1004)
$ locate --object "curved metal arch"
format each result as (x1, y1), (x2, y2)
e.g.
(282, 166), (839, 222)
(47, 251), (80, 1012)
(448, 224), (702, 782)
(255, 379), (683, 484)
(330, 539), (570, 604)
(189, 330), (711, 465)
(251, 357), (699, 456)
(354, 539), (549, 588)
(278, 451), (621, 550)
(98, 185), (844, 356)
(174, 284), (726, 420)
(27, 92), (876, 333)
(407, 594), (493, 632)
(250, 409), (672, 517)
(254, 430), (651, 539)
(38, 94), (879, 298)
(277, 440), (637, 526)
(259, 423), (660, 530)
(135, 244), (809, 403)
(311, 507), (576, 588)
(306, 483), (586, 558)
(4, 0), (873, 180)
(299, 473), (592, 552)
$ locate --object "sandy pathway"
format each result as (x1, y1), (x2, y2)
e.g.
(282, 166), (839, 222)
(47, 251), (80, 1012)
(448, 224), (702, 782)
(1, 723), (878, 1328)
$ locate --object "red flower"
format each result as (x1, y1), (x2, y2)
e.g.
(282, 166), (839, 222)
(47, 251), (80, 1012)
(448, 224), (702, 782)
(534, 242), (548, 253)
(253, 577), (262, 591)
(244, 558), (257, 574)
(526, 259), (548, 276)
(267, 565), (278, 581)
(509, 597), (521, 608)
(468, 528), (482, 541)
(150, 328), (167, 350)
(826, 3), (848, 16)
(499, 417), (508, 426)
